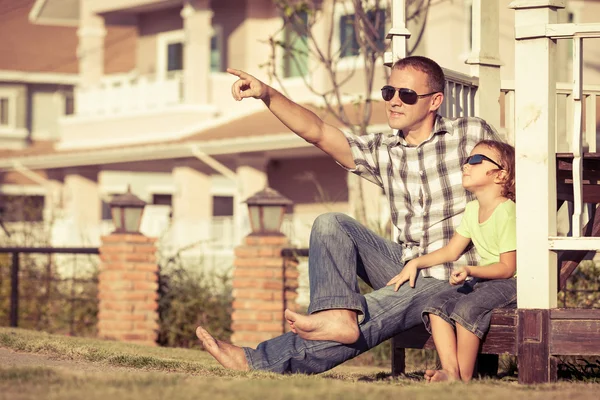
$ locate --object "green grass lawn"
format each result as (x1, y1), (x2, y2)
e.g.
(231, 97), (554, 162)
(0, 327), (598, 400)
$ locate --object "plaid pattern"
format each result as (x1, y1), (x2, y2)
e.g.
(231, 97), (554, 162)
(342, 115), (501, 280)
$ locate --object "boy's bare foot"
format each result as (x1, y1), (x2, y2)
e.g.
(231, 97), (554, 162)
(196, 326), (249, 371)
(424, 369), (459, 383)
(283, 308), (360, 344)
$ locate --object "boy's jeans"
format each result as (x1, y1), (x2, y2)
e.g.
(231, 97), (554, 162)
(243, 212), (450, 374)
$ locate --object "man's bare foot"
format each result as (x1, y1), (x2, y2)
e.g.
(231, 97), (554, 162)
(283, 308), (360, 344)
(196, 326), (249, 371)
(424, 369), (459, 383)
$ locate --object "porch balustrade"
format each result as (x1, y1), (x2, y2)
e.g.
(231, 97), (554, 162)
(440, 68), (479, 119)
(74, 74), (184, 117)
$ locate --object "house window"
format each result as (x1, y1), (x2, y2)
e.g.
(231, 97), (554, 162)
(157, 30), (185, 80)
(211, 25), (224, 72)
(0, 195), (44, 222)
(0, 98), (9, 126)
(167, 42), (184, 73)
(101, 194), (120, 220)
(152, 193), (172, 206)
(339, 9), (386, 58)
(212, 196), (233, 217)
(64, 93), (74, 116)
(283, 11), (309, 78)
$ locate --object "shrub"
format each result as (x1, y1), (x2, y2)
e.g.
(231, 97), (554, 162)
(157, 264), (233, 349)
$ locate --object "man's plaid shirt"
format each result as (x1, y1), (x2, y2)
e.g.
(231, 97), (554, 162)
(343, 115), (501, 280)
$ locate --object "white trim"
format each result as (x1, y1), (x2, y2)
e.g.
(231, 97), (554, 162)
(0, 70), (79, 85)
(210, 187), (236, 196)
(0, 184), (46, 196)
(548, 237), (600, 251)
(147, 184), (175, 194)
(100, 184), (128, 195)
(0, 127), (28, 140)
(157, 30), (185, 81)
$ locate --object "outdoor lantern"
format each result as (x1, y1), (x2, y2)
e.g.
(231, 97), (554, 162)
(109, 186), (147, 234)
(244, 187), (293, 235)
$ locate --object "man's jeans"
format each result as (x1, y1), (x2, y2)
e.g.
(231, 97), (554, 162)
(243, 213), (451, 374)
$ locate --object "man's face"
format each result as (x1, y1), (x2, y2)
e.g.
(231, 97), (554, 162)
(385, 67), (438, 132)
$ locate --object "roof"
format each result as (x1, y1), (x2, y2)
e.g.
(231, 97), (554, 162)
(0, 0), (79, 73)
(179, 101), (389, 142)
(0, 0), (136, 75)
(0, 101), (391, 170)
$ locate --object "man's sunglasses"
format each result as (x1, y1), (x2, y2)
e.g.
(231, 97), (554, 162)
(464, 154), (504, 170)
(381, 86), (439, 104)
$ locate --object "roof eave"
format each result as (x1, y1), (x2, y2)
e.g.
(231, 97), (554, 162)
(29, 0), (79, 27)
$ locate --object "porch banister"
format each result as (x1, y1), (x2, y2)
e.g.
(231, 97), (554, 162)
(571, 36), (583, 237)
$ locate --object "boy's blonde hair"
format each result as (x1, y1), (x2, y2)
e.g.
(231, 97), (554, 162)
(477, 140), (516, 201)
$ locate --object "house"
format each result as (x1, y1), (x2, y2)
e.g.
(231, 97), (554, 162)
(0, 0), (598, 273)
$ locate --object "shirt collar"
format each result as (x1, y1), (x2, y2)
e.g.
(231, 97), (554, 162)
(395, 114), (452, 147)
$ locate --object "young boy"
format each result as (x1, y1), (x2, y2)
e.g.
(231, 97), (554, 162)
(387, 139), (516, 382)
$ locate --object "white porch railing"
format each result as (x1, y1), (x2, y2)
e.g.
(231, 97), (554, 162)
(501, 81), (600, 152)
(440, 68), (479, 119)
(75, 74), (184, 117)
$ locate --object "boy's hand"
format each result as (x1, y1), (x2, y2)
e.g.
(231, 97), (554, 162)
(227, 68), (268, 101)
(386, 260), (419, 291)
(450, 267), (469, 285)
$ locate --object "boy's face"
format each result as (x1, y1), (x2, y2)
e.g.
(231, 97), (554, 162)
(385, 67), (440, 132)
(462, 145), (504, 193)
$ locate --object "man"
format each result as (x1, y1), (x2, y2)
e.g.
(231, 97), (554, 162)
(196, 56), (500, 374)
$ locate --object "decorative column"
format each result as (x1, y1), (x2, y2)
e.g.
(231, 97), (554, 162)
(98, 234), (159, 346)
(181, 0), (212, 104)
(172, 164), (212, 246)
(510, 0), (563, 384)
(230, 188), (298, 347)
(466, 0), (503, 132)
(64, 168), (101, 245)
(78, 2), (105, 87)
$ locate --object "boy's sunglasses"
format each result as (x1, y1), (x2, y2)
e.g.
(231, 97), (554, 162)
(464, 154), (504, 170)
(381, 86), (439, 104)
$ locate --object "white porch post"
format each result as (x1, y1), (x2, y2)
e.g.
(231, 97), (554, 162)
(181, 0), (212, 104)
(78, 2), (106, 87)
(43, 171), (64, 224)
(236, 155), (268, 239)
(510, 0), (564, 310)
(172, 164), (213, 247)
(64, 168), (101, 245)
(466, 0), (502, 132)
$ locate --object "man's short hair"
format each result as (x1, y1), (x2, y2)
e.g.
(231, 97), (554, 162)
(392, 56), (445, 93)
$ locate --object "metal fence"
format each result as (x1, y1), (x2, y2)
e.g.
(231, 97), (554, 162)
(0, 247), (100, 336)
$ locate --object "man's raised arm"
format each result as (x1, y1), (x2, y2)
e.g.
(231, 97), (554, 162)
(228, 68), (355, 169)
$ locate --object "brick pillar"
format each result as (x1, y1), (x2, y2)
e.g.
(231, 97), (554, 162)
(97, 234), (159, 346)
(231, 235), (299, 347)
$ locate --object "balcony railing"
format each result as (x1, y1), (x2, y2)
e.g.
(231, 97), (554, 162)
(75, 74), (183, 117)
